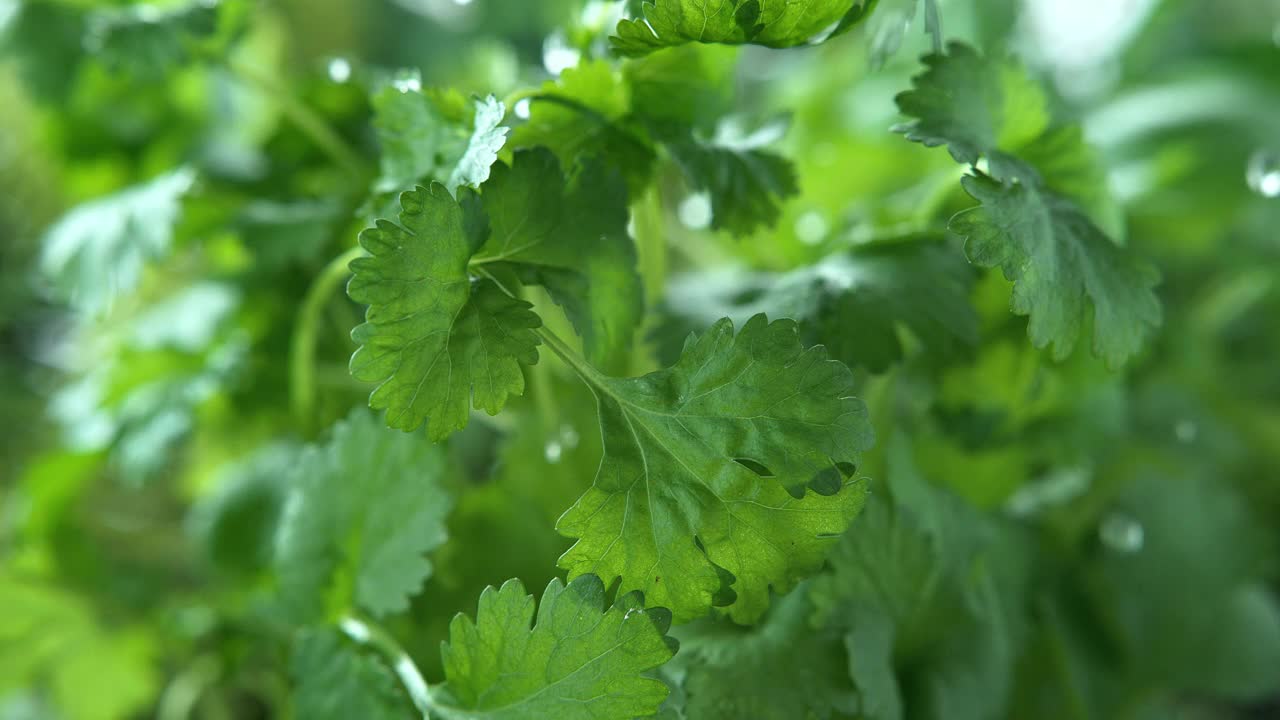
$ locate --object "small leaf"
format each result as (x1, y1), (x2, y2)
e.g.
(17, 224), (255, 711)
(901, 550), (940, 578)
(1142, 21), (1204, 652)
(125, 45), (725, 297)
(612, 0), (874, 57)
(436, 574), (676, 719)
(557, 314), (873, 623)
(291, 628), (412, 720)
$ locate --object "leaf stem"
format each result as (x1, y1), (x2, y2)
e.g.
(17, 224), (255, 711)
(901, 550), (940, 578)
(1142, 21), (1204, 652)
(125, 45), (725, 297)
(230, 60), (371, 182)
(338, 614), (434, 718)
(290, 245), (365, 428)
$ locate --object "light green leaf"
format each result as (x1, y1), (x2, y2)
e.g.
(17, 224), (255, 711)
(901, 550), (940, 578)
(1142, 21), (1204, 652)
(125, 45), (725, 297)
(475, 148), (642, 365)
(371, 82), (458, 194)
(950, 174), (1161, 368)
(661, 239), (977, 372)
(436, 574), (676, 719)
(448, 95), (509, 192)
(291, 628), (411, 720)
(86, 0), (246, 79)
(39, 167), (195, 315)
(275, 410), (452, 620)
(348, 183), (541, 437)
(557, 314), (872, 623)
(612, 0), (874, 57)
(894, 42), (1048, 182)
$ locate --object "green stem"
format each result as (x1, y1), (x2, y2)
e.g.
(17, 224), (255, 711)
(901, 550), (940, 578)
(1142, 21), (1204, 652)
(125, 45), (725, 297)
(291, 246), (365, 428)
(230, 60), (371, 182)
(338, 614), (433, 718)
(536, 326), (609, 387)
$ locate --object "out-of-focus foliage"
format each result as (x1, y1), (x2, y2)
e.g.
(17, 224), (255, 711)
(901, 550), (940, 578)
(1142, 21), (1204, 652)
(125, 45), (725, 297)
(1, 0), (1279, 719)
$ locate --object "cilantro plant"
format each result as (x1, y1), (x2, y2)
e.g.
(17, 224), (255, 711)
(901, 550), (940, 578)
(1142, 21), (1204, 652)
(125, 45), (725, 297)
(3, 1), (1280, 719)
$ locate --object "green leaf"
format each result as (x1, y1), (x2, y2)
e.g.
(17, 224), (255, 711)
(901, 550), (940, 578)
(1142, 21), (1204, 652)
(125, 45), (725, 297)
(348, 184), (542, 437)
(86, 0), (247, 80)
(950, 174), (1161, 368)
(189, 443), (296, 577)
(660, 239), (977, 372)
(863, 0), (942, 67)
(612, 0), (874, 57)
(663, 121), (799, 235)
(275, 410), (452, 620)
(39, 167), (195, 315)
(557, 314), (873, 623)
(667, 589), (856, 719)
(371, 82), (459, 194)
(894, 42), (1048, 182)
(436, 574), (676, 719)
(291, 628), (412, 720)
(510, 60), (655, 194)
(475, 148), (642, 365)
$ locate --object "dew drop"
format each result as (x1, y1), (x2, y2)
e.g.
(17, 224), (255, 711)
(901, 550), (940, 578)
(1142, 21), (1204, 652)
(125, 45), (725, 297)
(327, 57), (352, 84)
(677, 193), (712, 230)
(544, 440), (562, 463)
(392, 69), (422, 94)
(1174, 419), (1198, 444)
(1246, 149), (1280, 198)
(623, 608), (643, 620)
(1099, 512), (1144, 553)
(559, 424), (579, 449)
(514, 97), (532, 120)
(794, 211), (829, 245)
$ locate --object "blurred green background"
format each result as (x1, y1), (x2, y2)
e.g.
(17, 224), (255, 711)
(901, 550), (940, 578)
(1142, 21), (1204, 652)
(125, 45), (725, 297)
(2, 0), (1280, 718)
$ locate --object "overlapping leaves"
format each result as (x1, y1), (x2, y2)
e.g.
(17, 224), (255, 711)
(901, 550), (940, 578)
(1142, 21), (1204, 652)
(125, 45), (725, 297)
(612, 0), (878, 56)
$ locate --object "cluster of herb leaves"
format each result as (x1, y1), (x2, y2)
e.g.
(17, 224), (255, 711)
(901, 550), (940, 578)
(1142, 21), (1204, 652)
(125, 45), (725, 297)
(3, 0), (1280, 718)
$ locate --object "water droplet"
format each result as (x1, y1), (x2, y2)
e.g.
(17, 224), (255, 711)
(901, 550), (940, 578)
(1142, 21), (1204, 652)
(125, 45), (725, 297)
(1099, 512), (1144, 553)
(542, 32), (581, 76)
(1246, 149), (1280, 198)
(544, 440), (562, 463)
(327, 57), (352, 84)
(514, 97), (532, 120)
(794, 211), (828, 245)
(623, 608), (643, 620)
(559, 424), (579, 449)
(1174, 419), (1198, 443)
(678, 193), (712, 230)
(392, 69), (422, 94)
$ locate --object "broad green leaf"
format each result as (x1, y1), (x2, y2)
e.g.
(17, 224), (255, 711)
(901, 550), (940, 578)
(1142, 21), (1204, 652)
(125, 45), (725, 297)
(436, 575), (676, 719)
(291, 628), (411, 720)
(667, 589), (856, 719)
(275, 410), (452, 620)
(448, 95), (509, 192)
(39, 167), (195, 316)
(475, 148), (642, 365)
(894, 42), (1048, 182)
(612, 0), (875, 57)
(348, 183), (542, 437)
(660, 239), (977, 372)
(950, 175), (1161, 368)
(623, 44), (737, 129)
(557, 314), (873, 623)
(663, 121), (799, 235)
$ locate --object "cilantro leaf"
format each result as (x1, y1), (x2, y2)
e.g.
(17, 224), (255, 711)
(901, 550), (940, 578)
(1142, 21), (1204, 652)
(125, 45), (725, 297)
(475, 149), (642, 366)
(291, 628), (411, 720)
(556, 314), (873, 623)
(39, 167), (195, 316)
(275, 410), (452, 620)
(86, 0), (246, 80)
(660, 239), (977, 372)
(436, 574), (676, 719)
(348, 184), (542, 437)
(612, 0), (875, 57)
(448, 95), (509, 192)
(950, 175), (1161, 367)
(668, 589), (856, 719)
(663, 122), (799, 235)
(510, 61), (656, 194)
(894, 41), (1048, 182)
(863, 0), (942, 66)
(894, 43), (1161, 366)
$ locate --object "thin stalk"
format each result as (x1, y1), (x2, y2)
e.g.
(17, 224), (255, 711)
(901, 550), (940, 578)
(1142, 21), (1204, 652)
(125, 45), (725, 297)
(338, 614), (433, 718)
(290, 246), (365, 428)
(231, 60), (371, 182)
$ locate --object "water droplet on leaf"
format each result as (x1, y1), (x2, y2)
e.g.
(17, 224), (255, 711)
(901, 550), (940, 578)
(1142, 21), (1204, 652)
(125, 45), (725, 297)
(327, 57), (352, 84)
(544, 440), (562, 463)
(678, 193), (712, 230)
(794, 211), (828, 245)
(1099, 512), (1144, 553)
(392, 69), (422, 94)
(514, 97), (532, 120)
(559, 424), (579, 449)
(542, 32), (580, 76)
(1246, 149), (1280, 198)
